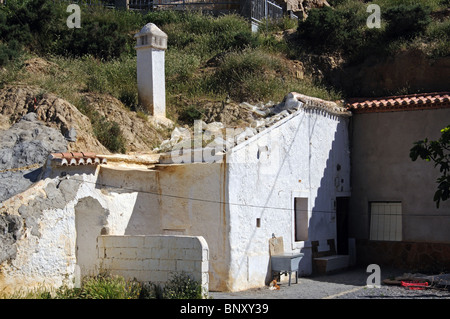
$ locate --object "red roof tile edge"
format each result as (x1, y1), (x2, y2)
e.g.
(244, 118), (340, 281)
(49, 152), (107, 166)
(346, 92), (450, 113)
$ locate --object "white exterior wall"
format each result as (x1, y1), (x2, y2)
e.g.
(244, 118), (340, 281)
(226, 108), (351, 291)
(96, 163), (230, 292)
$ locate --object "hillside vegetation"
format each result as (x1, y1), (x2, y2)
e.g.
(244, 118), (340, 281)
(0, 0), (448, 153)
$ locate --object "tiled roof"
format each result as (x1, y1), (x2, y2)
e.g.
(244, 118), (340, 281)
(346, 92), (450, 113)
(49, 152), (107, 166)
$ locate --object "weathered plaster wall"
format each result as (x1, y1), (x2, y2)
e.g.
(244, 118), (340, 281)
(0, 168), (102, 293)
(226, 108), (351, 291)
(0, 159), (231, 293)
(350, 108), (450, 244)
(95, 162), (231, 292)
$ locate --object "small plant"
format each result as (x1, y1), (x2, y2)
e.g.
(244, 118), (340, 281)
(80, 273), (141, 299)
(94, 117), (127, 154)
(119, 89), (138, 111)
(177, 105), (204, 125)
(1, 272), (204, 299)
(162, 272), (204, 299)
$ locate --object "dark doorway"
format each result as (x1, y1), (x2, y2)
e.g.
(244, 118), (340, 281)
(336, 197), (350, 255)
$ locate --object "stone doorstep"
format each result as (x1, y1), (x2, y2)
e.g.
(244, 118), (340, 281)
(314, 255), (350, 274)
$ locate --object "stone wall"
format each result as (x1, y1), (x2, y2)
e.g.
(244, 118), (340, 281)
(97, 235), (209, 293)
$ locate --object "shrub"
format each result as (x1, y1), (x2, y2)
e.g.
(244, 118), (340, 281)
(162, 272), (203, 299)
(177, 105), (204, 125)
(144, 9), (183, 26)
(296, 3), (372, 59)
(166, 51), (201, 83)
(57, 16), (128, 60)
(119, 89), (138, 111)
(80, 273), (141, 299)
(210, 48), (286, 101)
(384, 4), (432, 40)
(0, 40), (22, 67)
(93, 117), (127, 154)
(76, 96), (127, 154)
(53, 273), (141, 299)
(162, 12), (252, 61)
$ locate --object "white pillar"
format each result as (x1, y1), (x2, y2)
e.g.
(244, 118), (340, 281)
(135, 23), (168, 118)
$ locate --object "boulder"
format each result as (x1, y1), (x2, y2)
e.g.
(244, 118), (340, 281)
(0, 113), (68, 202)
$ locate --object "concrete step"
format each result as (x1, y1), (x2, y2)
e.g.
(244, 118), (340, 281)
(314, 255), (349, 274)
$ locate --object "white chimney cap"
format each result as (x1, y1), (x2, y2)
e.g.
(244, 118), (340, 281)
(135, 23), (168, 50)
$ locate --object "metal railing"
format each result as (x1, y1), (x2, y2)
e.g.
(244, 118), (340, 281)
(51, 0), (240, 11)
(39, 0), (282, 23)
(133, 0), (240, 11)
(51, 0), (115, 7)
(250, 0), (282, 23)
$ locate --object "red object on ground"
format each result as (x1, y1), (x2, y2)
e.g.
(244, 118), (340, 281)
(401, 281), (429, 290)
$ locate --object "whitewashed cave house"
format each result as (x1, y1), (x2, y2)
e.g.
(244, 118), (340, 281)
(0, 22), (352, 293)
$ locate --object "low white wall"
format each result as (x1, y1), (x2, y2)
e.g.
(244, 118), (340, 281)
(97, 235), (209, 293)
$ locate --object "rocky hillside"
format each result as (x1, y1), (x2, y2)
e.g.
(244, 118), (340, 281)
(0, 112), (67, 202)
(0, 1), (448, 204)
(0, 84), (172, 154)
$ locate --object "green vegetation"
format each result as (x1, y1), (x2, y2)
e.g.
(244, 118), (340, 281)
(297, 0), (449, 62)
(1, 272), (204, 299)
(410, 125), (450, 208)
(0, 0), (448, 138)
(0, 1), (339, 130)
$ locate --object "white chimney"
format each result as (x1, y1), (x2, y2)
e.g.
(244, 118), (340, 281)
(135, 23), (168, 118)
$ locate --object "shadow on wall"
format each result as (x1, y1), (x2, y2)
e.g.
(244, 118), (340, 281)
(232, 110), (307, 286)
(298, 112), (351, 275)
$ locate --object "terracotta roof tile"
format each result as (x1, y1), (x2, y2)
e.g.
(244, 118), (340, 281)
(49, 152), (107, 166)
(346, 92), (450, 113)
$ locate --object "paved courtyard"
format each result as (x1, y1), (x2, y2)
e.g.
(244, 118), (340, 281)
(210, 266), (450, 299)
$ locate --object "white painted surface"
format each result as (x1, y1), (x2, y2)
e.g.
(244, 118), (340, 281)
(226, 108), (351, 290)
(98, 235), (209, 294)
(135, 23), (167, 118)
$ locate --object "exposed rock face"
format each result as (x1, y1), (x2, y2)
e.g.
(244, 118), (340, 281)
(0, 85), (171, 155)
(80, 93), (168, 152)
(0, 85), (108, 154)
(274, 0), (330, 18)
(0, 113), (68, 202)
(0, 214), (23, 264)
